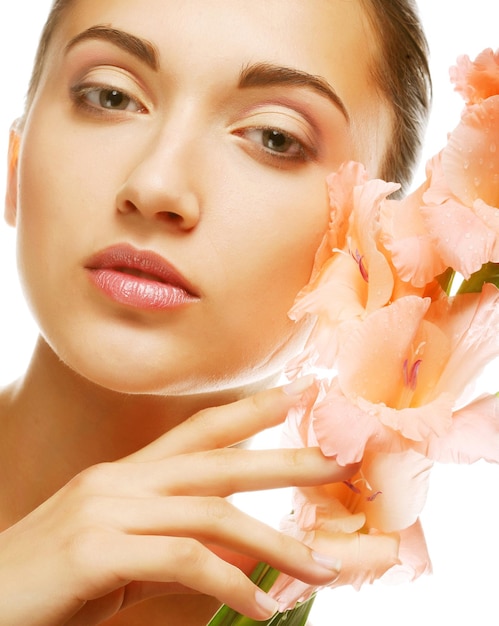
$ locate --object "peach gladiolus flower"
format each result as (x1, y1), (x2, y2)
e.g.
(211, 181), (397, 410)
(266, 49), (499, 620)
(311, 284), (499, 466)
(381, 175), (448, 288)
(272, 285), (499, 610)
(269, 446), (432, 609)
(450, 48), (499, 105)
(419, 50), (499, 279)
(287, 162), (401, 373)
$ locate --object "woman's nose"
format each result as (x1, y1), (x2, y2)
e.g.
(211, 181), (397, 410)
(115, 125), (202, 231)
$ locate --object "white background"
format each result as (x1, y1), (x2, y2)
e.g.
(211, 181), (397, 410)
(0, 2), (498, 625)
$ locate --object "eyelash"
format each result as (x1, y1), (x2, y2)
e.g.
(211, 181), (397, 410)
(70, 83), (147, 115)
(235, 126), (314, 164)
(69, 82), (315, 165)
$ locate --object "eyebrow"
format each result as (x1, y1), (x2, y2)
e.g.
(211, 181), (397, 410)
(238, 62), (350, 122)
(64, 28), (348, 122)
(65, 26), (159, 71)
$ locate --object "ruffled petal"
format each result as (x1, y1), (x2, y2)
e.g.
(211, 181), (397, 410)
(361, 451), (433, 533)
(269, 530), (400, 609)
(336, 297), (431, 405)
(290, 487), (367, 534)
(414, 394), (499, 463)
(317, 530), (401, 591)
(450, 49), (499, 104)
(430, 284), (499, 400)
(326, 161), (369, 250)
(363, 394), (454, 443)
(420, 151), (499, 278)
(312, 380), (387, 464)
(443, 97), (499, 208)
(381, 519), (432, 583)
(347, 179), (399, 313)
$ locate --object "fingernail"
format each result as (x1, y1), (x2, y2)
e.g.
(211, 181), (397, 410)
(254, 589), (279, 618)
(312, 551), (342, 572)
(282, 375), (315, 396)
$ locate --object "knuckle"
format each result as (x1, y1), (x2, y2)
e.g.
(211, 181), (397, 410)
(187, 406), (213, 435)
(248, 391), (267, 419)
(221, 567), (249, 598)
(172, 538), (205, 571)
(282, 447), (304, 476)
(70, 493), (109, 528)
(203, 496), (231, 525)
(69, 462), (116, 495)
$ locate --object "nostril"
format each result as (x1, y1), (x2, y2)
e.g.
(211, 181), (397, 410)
(118, 199), (138, 215)
(157, 211), (183, 222)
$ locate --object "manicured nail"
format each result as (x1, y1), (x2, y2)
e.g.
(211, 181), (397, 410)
(254, 589), (279, 618)
(312, 551), (342, 572)
(282, 375), (315, 396)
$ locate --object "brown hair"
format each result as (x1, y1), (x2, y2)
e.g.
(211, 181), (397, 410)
(25, 0), (431, 194)
(360, 0), (432, 194)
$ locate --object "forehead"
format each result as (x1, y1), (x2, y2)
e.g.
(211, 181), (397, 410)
(53, 0), (376, 97)
(41, 0), (389, 172)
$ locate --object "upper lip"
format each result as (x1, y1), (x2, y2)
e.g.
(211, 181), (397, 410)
(85, 243), (199, 296)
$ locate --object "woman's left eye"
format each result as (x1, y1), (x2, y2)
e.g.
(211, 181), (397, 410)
(71, 84), (146, 114)
(241, 127), (308, 160)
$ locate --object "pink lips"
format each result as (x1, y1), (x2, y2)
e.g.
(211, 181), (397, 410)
(85, 244), (199, 310)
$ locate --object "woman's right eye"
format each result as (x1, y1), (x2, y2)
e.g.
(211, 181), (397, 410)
(70, 84), (147, 114)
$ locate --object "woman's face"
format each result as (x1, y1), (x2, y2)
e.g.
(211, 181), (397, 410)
(7, 0), (389, 394)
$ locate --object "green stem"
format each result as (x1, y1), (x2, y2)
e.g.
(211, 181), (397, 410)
(458, 262), (499, 294)
(437, 267), (456, 294)
(457, 262), (499, 396)
(206, 564), (316, 626)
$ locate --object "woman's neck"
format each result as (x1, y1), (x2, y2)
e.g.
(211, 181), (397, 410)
(0, 336), (282, 625)
(0, 335), (265, 524)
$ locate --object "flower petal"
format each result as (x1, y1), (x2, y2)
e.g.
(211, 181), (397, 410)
(312, 379), (386, 464)
(420, 198), (496, 279)
(336, 297), (431, 406)
(381, 519), (432, 583)
(429, 284), (499, 401)
(414, 394), (499, 463)
(269, 530), (400, 609)
(450, 49), (499, 105)
(362, 451), (433, 533)
(443, 97), (499, 208)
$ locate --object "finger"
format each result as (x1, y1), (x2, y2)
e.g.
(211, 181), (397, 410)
(159, 447), (357, 496)
(65, 589), (125, 626)
(123, 377), (316, 462)
(101, 495), (341, 587)
(182, 447), (355, 495)
(97, 534), (282, 621)
(65, 582), (197, 625)
(86, 447), (356, 498)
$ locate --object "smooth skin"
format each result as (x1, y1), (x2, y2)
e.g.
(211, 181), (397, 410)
(0, 0), (390, 624)
(0, 383), (357, 625)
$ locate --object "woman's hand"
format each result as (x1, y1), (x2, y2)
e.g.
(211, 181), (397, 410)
(0, 381), (354, 625)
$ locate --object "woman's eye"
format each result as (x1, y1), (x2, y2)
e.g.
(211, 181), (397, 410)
(243, 127), (307, 159)
(71, 84), (146, 114)
(96, 88), (133, 110)
(262, 129), (296, 153)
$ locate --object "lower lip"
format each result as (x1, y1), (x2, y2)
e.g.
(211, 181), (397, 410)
(88, 269), (198, 310)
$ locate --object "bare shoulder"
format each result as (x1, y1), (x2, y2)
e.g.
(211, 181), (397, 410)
(0, 382), (17, 530)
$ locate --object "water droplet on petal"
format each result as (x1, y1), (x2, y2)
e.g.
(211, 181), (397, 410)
(490, 143), (497, 153)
